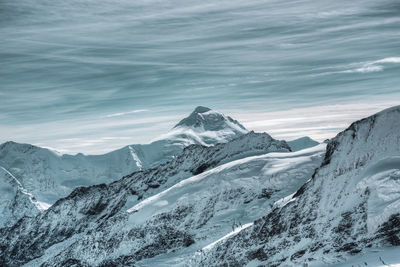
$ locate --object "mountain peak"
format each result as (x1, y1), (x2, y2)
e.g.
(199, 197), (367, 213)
(174, 106), (247, 133)
(0, 141), (38, 152)
(193, 106), (211, 114)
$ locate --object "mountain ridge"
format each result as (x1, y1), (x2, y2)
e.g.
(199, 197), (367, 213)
(0, 106), (249, 227)
(1, 106), (398, 266)
(196, 105), (400, 266)
(0, 131), (295, 266)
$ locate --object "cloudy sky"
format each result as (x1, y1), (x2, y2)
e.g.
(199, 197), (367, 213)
(1, 0), (399, 154)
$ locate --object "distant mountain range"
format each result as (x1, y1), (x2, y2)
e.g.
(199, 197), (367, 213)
(0, 106), (318, 228)
(0, 106), (251, 227)
(8, 106), (400, 266)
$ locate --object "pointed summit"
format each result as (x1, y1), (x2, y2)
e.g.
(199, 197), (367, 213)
(174, 106), (247, 133)
(193, 106), (211, 113)
(152, 106), (249, 146)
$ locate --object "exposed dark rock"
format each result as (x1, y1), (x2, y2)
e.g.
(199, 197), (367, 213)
(247, 247), (268, 261)
(375, 213), (400, 246)
(290, 249), (306, 261)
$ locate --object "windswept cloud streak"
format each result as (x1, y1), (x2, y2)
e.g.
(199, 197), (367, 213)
(344, 57), (400, 73)
(234, 101), (400, 142)
(0, 100), (398, 155)
(0, 112), (183, 155)
(1, 0), (400, 153)
(104, 109), (149, 118)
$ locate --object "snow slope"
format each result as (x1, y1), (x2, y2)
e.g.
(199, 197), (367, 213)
(0, 166), (45, 228)
(311, 246), (400, 267)
(196, 105), (400, 266)
(0, 106), (247, 227)
(135, 145), (325, 267)
(24, 144), (322, 266)
(0, 131), (293, 266)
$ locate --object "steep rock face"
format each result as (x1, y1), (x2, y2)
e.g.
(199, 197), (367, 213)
(197, 106), (400, 266)
(0, 131), (292, 266)
(0, 107), (247, 226)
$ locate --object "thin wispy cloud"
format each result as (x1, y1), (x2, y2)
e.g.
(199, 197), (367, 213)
(344, 57), (400, 73)
(104, 109), (149, 118)
(1, 0), (400, 154)
(0, 112), (182, 155)
(234, 101), (400, 142)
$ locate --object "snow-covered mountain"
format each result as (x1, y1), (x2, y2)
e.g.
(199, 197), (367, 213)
(196, 106), (400, 266)
(287, 136), (319, 152)
(154, 106), (248, 147)
(1, 106), (399, 267)
(0, 106), (247, 227)
(0, 131), (295, 266)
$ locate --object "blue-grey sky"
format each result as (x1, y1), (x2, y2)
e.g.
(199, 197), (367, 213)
(1, 0), (399, 154)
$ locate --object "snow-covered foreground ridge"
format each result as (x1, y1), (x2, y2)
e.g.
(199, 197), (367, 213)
(0, 130), (296, 266)
(196, 105), (400, 266)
